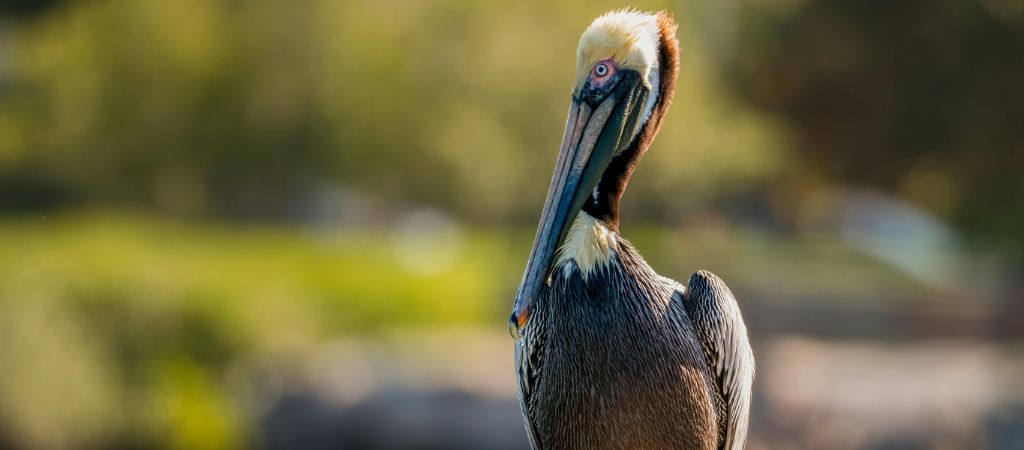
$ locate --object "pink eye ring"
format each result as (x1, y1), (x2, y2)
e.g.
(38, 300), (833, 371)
(590, 60), (617, 87)
(592, 60), (616, 80)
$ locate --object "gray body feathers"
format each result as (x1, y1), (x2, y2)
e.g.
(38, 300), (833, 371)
(514, 238), (754, 450)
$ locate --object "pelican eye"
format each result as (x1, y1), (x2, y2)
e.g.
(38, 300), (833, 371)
(581, 60), (618, 100)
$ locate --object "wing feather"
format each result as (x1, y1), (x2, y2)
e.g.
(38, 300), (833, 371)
(682, 270), (755, 450)
(514, 320), (546, 450)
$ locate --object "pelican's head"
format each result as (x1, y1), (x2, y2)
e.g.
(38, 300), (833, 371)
(511, 10), (679, 335)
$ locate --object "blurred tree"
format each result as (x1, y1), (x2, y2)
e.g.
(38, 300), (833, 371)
(0, 0), (65, 19)
(0, 0), (787, 224)
(0, 1), (334, 219)
(728, 0), (1024, 253)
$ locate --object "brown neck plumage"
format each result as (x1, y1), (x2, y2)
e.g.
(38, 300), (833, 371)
(582, 13), (679, 232)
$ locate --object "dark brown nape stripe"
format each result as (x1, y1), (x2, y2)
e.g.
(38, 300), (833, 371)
(583, 11), (680, 232)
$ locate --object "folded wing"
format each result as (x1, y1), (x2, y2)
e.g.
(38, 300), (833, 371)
(681, 270), (755, 450)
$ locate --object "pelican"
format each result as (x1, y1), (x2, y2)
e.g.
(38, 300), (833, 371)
(509, 10), (754, 450)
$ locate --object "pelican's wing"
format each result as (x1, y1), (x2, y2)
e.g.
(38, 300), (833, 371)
(514, 322), (546, 450)
(681, 270), (755, 450)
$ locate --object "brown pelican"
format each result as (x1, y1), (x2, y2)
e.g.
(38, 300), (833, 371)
(509, 10), (754, 450)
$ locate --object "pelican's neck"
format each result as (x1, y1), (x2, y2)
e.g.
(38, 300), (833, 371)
(580, 98), (659, 230)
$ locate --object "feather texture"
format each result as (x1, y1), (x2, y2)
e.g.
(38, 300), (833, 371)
(681, 270), (756, 450)
(515, 235), (739, 449)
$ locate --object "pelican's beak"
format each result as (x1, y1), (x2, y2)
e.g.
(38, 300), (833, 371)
(510, 71), (648, 338)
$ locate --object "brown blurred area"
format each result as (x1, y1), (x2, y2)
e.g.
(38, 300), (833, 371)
(0, 0), (1021, 449)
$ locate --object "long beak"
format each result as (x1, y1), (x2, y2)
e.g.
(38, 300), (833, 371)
(510, 72), (647, 338)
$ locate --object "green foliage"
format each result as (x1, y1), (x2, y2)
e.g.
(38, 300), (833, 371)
(0, 0), (789, 222)
(0, 213), (520, 448)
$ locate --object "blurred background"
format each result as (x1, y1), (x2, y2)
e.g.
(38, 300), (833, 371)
(0, 0), (1021, 449)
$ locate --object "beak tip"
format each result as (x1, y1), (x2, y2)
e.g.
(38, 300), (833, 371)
(509, 299), (531, 340)
(508, 312), (523, 340)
